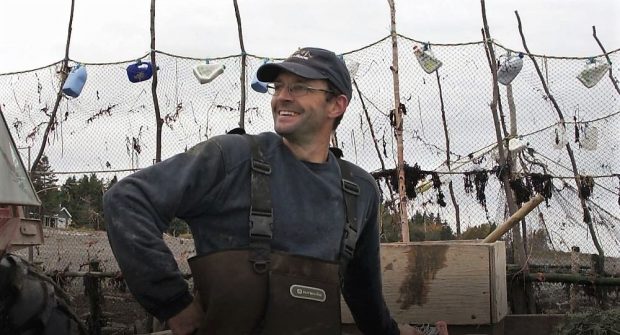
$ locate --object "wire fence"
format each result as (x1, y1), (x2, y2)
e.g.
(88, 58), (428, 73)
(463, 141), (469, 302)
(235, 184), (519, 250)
(2, 35), (619, 277)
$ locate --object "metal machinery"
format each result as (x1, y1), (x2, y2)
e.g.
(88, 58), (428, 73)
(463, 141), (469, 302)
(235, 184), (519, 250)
(0, 110), (85, 334)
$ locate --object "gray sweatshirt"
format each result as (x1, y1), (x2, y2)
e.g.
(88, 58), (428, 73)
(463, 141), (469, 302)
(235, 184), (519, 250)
(103, 132), (398, 334)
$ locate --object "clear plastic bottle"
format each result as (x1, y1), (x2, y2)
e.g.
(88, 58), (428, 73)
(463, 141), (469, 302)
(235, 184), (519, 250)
(577, 58), (610, 88)
(193, 62), (225, 84)
(497, 53), (524, 85)
(413, 44), (442, 74)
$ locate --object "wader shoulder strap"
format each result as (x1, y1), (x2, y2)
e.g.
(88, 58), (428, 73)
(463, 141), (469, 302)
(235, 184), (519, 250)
(244, 135), (273, 274)
(336, 158), (360, 273)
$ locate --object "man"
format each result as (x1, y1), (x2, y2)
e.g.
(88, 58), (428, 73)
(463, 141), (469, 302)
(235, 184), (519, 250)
(104, 47), (419, 335)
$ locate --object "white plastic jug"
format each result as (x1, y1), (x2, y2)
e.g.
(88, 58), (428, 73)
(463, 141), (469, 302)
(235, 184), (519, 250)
(413, 44), (442, 74)
(508, 138), (526, 153)
(62, 64), (87, 98)
(498, 53), (524, 85)
(581, 126), (598, 150)
(577, 59), (610, 88)
(193, 62), (225, 84)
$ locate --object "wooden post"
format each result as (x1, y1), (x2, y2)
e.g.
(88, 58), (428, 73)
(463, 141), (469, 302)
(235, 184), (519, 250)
(483, 194), (544, 243)
(353, 80), (387, 172)
(515, 11), (604, 272)
(31, 0), (75, 173)
(570, 246), (580, 313)
(480, 0), (533, 313)
(592, 26), (620, 95)
(435, 70), (461, 236)
(386, 0), (409, 242)
(150, 0), (163, 163)
(233, 0), (247, 129)
(479, 2), (523, 262)
(85, 260), (103, 335)
(353, 80), (397, 213)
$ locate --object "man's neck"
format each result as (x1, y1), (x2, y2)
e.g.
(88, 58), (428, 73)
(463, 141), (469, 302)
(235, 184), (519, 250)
(282, 137), (330, 163)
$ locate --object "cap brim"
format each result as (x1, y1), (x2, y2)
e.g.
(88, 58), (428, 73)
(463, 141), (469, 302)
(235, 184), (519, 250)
(256, 62), (327, 82)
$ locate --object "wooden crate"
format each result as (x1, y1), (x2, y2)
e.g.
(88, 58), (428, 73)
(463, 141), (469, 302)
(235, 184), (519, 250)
(342, 240), (507, 325)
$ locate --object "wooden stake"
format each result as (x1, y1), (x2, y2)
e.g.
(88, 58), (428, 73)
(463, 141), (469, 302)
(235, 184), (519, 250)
(386, 0), (409, 242)
(479, 1), (523, 264)
(569, 246), (580, 313)
(353, 79), (397, 216)
(592, 26), (620, 95)
(233, 0), (247, 129)
(515, 11), (604, 271)
(480, 0), (535, 313)
(31, 0), (75, 172)
(151, 0), (163, 163)
(483, 194), (544, 243)
(353, 80), (387, 172)
(435, 70), (461, 235)
(85, 260), (103, 335)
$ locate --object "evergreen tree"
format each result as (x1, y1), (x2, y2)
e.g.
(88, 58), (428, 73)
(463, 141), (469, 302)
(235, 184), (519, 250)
(408, 211), (455, 241)
(461, 223), (497, 240)
(380, 205), (456, 242)
(60, 174), (105, 230)
(29, 155), (60, 220)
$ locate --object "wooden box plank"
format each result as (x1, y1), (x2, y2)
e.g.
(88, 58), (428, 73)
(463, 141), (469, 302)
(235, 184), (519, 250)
(342, 241), (507, 325)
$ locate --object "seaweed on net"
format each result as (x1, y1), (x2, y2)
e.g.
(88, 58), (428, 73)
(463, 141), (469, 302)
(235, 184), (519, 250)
(474, 170), (489, 208)
(509, 177), (532, 206)
(403, 164), (425, 200)
(491, 163), (511, 182)
(464, 170), (489, 209)
(431, 172), (446, 207)
(370, 164), (426, 201)
(463, 172), (474, 194)
(529, 173), (553, 205)
(573, 115), (580, 145)
(579, 175), (594, 200)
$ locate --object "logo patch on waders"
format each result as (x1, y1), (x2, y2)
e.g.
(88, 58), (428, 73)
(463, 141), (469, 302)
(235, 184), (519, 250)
(289, 284), (327, 302)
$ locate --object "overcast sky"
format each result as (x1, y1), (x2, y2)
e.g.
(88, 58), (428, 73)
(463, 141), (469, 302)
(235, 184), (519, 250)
(1, 0), (619, 73)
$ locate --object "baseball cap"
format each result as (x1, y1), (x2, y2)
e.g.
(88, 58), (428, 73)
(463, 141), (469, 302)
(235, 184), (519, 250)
(256, 47), (352, 102)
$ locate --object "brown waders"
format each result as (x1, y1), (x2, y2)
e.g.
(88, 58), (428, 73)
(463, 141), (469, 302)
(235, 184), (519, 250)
(189, 136), (360, 335)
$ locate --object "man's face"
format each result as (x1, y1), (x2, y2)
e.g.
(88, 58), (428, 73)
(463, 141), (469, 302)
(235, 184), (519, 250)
(270, 72), (334, 143)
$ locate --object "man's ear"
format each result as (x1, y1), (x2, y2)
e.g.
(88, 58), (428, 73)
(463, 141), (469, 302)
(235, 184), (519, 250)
(328, 95), (348, 119)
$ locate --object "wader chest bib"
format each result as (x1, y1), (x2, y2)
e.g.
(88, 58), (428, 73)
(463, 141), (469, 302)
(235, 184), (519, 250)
(189, 136), (360, 335)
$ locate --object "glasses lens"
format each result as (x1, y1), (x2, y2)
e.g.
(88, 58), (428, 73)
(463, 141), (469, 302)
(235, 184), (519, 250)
(289, 83), (309, 97)
(266, 84), (276, 95)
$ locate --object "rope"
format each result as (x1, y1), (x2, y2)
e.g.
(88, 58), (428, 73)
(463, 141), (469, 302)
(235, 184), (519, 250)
(31, 168), (140, 175)
(5, 34), (618, 76)
(492, 40), (620, 60)
(520, 110), (620, 138)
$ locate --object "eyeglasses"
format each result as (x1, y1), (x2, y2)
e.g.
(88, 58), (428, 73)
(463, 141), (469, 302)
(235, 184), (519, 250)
(266, 82), (335, 97)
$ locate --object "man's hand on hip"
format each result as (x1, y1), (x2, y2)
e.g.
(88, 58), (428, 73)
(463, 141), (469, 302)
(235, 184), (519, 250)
(167, 298), (203, 335)
(399, 323), (425, 335)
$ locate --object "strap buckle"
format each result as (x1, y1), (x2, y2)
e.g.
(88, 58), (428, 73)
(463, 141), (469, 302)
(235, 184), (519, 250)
(249, 207), (273, 239)
(342, 179), (360, 195)
(251, 159), (272, 175)
(342, 223), (358, 259)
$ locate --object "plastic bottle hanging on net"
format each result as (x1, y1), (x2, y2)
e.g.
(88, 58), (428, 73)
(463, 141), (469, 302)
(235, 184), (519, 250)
(413, 43), (442, 74)
(497, 52), (524, 85)
(576, 58), (610, 88)
(580, 124), (598, 151)
(193, 60), (225, 84)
